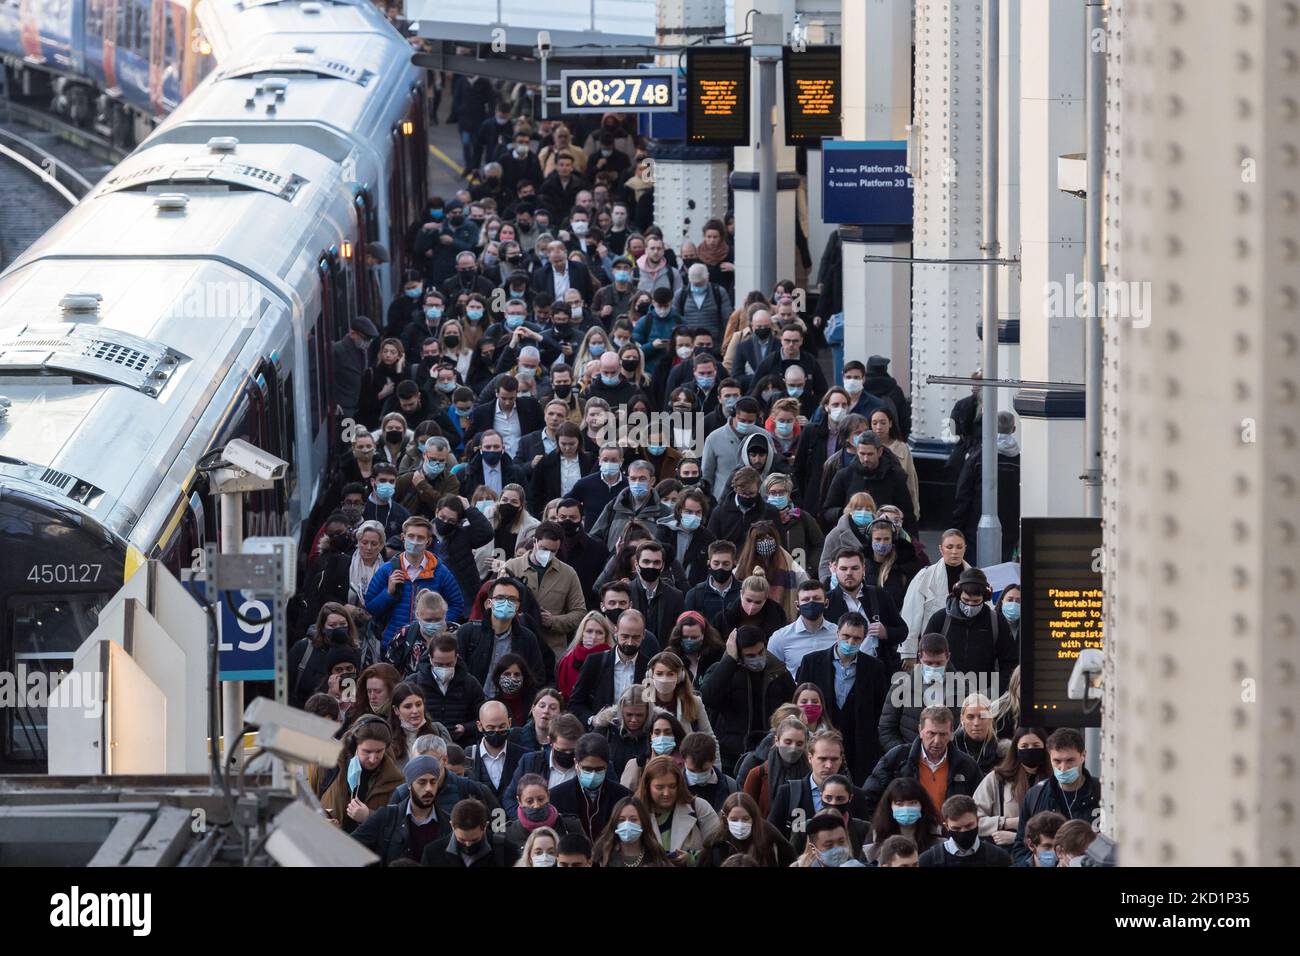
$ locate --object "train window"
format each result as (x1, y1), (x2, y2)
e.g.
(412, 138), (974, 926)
(279, 371), (297, 500)
(4, 595), (109, 763)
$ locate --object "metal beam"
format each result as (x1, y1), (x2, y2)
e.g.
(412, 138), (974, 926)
(926, 375), (1085, 391)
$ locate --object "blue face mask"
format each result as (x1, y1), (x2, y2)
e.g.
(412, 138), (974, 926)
(418, 619), (444, 637)
(922, 665), (945, 684)
(404, 287), (422, 299)
(892, 805), (922, 827)
(425, 307), (443, 320)
(723, 396), (739, 413)
(404, 538), (425, 558)
(346, 755), (362, 792)
(679, 513), (702, 531)
(838, 639), (860, 657)
(735, 421), (754, 435)
(599, 462), (621, 480)
(691, 283), (707, 293)
(483, 254), (498, 267)
(685, 768), (711, 786)
(615, 821), (643, 844)
(578, 769), (606, 791)
(1002, 601), (1021, 622)
(628, 479), (649, 498)
(423, 460), (444, 477)
(430, 209), (444, 220)
(695, 375), (715, 390)
(818, 846), (852, 868)
(651, 735), (677, 755)
(437, 381), (456, 393)
(851, 509), (873, 527)
(466, 309), (484, 321)
(375, 482), (395, 502)
(767, 494), (789, 510)
(600, 372), (621, 386)
(1054, 766), (1081, 786)
(589, 343), (606, 357)
(613, 270), (631, 282)
(872, 541), (892, 556)
(491, 598), (516, 620)
(787, 385), (804, 398)
(1037, 850), (1058, 868)
(775, 421), (794, 437)
(647, 445), (666, 456)
(509, 289), (525, 299)
(681, 638), (703, 653)
(505, 315), (524, 330)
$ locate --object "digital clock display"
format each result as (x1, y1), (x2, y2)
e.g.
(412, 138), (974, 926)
(560, 70), (679, 113)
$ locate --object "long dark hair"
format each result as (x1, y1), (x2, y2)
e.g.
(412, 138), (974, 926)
(489, 652), (538, 705)
(705, 791), (776, 865)
(993, 725), (1052, 804)
(868, 777), (942, 854)
(592, 796), (671, 867)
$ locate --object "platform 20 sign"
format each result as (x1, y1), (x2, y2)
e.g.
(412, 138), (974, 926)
(560, 70), (678, 113)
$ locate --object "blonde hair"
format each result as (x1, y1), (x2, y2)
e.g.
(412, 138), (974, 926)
(742, 566), (769, 594)
(846, 492), (878, 514)
(514, 827), (561, 868)
(565, 610), (615, 655)
(770, 398), (801, 418)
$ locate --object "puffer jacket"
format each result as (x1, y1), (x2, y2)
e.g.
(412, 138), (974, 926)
(365, 551), (467, 645)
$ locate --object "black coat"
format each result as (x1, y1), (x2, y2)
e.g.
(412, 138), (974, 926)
(923, 599), (1018, 689)
(654, 520), (716, 588)
(568, 474), (628, 530)
(699, 653), (796, 774)
(556, 530), (610, 609)
(455, 619), (547, 689)
(795, 646), (891, 785)
(630, 578), (685, 647)
(463, 739), (529, 801)
(952, 447), (1021, 564)
(823, 586), (908, 674)
(684, 577), (742, 628)
(792, 417), (836, 508)
(1012, 769), (1103, 865)
(467, 398), (544, 449)
(707, 496), (781, 547)
(302, 551), (351, 629)
(862, 369), (911, 439)
(457, 450), (529, 502)
(531, 259), (594, 302)
(765, 775), (871, 841)
(422, 830), (521, 867)
(412, 657), (486, 745)
(824, 455), (916, 530)
(567, 646), (653, 727)
(919, 839), (1012, 867)
(351, 783), (463, 866)
(862, 739), (982, 819)
(601, 723), (650, 777)
(548, 777), (632, 840)
(530, 449), (596, 514)
(434, 506), (495, 610)
(711, 598), (789, 643)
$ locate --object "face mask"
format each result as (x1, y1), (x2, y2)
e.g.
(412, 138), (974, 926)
(435, 518), (457, 538)
(680, 638), (703, 655)
(818, 846), (852, 868)
(755, 538), (777, 556)
(798, 601), (825, 621)
(1002, 601), (1021, 622)
(652, 676), (677, 697)
(424, 460), (445, 478)
(482, 451), (503, 467)
(505, 314), (525, 330)
(1054, 766), (1081, 786)
(572, 220), (589, 235)
(514, 145), (529, 157)
(680, 474), (699, 486)
(775, 421), (794, 437)
(466, 308), (485, 321)
(442, 334), (461, 349)
(872, 541), (892, 556)
(600, 372), (622, 387)
(922, 665), (945, 685)
(1018, 747), (1046, 770)
(843, 378), (864, 395)
(762, 391), (781, 404)
(800, 702), (823, 724)
(709, 568), (732, 584)
(346, 755), (362, 792)
(522, 805), (552, 824)
(742, 655), (765, 672)
(736, 493), (759, 510)
(476, 500), (496, 518)
(620, 358), (640, 374)
(613, 336), (631, 348)
(1037, 850), (1058, 868)
(418, 619), (443, 638)
(650, 735), (677, 755)
(508, 286), (525, 297)
(654, 307), (671, 319)
(838, 640), (860, 657)
(694, 373), (716, 390)
(552, 749), (576, 770)
(734, 421), (755, 436)
(612, 211), (627, 225)
(430, 209), (444, 221)
(532, 852), (557, 867)
(431, 378), (456, 394)
(628, 479), (649, 498)
(325, 626), (350, 645)
(851, 510), (873, 528)
(753, 327), (772, 341)
(599, 462), (621, 480)
(727, 819), (753, 841)
(384, 427), (404, 443)
(491, 598), (516, 620)
(959, 601), (983, 618)
(679, 513), (702, 531)
(375, 483), (396, 502)
(483, 253), (498, 266)
(787, 386), (804, 398)
(615, 821), (643, 844)
(404, 287), (423, 300)
(426, 306), (444, 322)
(434, 666), (454, 683)
(448, 215), (464, 226)
(950, 829), (979, 851)
(647, 445), (666, 456)
(777, 745), (804, 765)
(613, 270), (631, 282)
(892, 805), (922, 827)
(517, 368), (537, 382)
(828, 406), (847, 424)
(677, 767), (709, 787)
(499, 675), (523, 694)
(578, 768), (606, 790)
(534, 548), (554, 567)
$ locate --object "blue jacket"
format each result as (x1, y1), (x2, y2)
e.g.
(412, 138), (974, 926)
(633, 308), (682, 375)
(365, 553), (466, 646)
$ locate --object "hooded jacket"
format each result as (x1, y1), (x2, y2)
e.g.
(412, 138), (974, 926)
(365, 551), (467, 645)
(699, 651), (796, 773)
(924, 598), (1018, 690)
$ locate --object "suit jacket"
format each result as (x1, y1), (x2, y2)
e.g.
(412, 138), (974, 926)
(464, 740), (528, 801)
(823, 586), (908, 674)
(765, 776), (871, 840)
(729, 335), (777, 387)
(630, 577), (685, 645)
(567, 645), (653, 727)
(795, 646), (891, 784)
(458, 450), (528, 502)
(531, 261), (594, 302)
(455, 619), (546, 688)
(530, 448), (596, 514)
(467, 397), (544, 448)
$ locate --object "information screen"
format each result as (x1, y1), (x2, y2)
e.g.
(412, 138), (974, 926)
(560, 70), (679, 114)
(783, 46), (841, 145)
(686, 47), (751, 146)
(1019, 517), (1104, 728)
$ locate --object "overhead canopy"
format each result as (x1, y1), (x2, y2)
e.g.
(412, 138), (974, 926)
(404, 0), (685, 49)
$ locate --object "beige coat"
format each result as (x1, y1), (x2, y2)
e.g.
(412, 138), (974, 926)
(651, 797), (722, 863)
(504, 553), (587, 652)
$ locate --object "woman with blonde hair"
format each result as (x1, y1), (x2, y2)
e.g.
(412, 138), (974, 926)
(514, 826), (561, 867)
(575, 325), (612, 370)
(642, 651), (714, 739)
(712, 566), (789, 636)
(555, 611), (614, 699)
(734, 521), (809, 621)
(991, 665), (1022, 741)
(818, 491), (879, 580)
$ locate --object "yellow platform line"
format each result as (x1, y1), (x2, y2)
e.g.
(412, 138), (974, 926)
(429, 142), (462, 175)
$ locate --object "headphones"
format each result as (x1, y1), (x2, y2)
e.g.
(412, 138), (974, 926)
(952, 582), (993, 602)
(344, 714), (389, 755)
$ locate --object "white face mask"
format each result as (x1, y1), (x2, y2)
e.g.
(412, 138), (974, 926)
(728, 819), (753, 841)
(534, 547), (554, 567)
(532, 852), (557, 867)
(652, 676), (677, 696)
(844, 378), (864, 395)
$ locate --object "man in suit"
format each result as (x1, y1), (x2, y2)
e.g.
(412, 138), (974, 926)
(568, 609), (653, 727)
(530, 423), (593, 514)
(727, 308), (777, 389)
(502, 713), (584, 813)
(795, 612), (890, 785)
(766, 728), (868, 839)
(538, 152), (587, 219)
(464, 700), (527, 802)
(628, 541), (685, 644)
(532, 239), (594, 303)
(823, 547), (908, 674)
(467, 376), (544, 459)
(457, 429), (527, 501)
(547, 733), (632, 841)
(516, 399), (571, 478)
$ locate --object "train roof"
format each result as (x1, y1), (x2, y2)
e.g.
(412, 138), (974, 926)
(199, 0), (406, 66)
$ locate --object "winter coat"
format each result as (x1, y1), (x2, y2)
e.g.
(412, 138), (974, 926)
(899, 560), (970, 659)
(923, 598), (1018, 691)
(589, 488), (673, 550)
(861, 739), (982, 819)
(364, 552), (467, 645)
(412, 656), (486, 745)
(823, 454), (916, 530)
(699, 652), (796, 774)
(432, 506), (495, 611)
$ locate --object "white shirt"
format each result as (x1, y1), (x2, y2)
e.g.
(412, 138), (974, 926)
(552, 265), (570, 298)
(559, 455), (582, 495)
(548, 755), (577, 789)
(921, 748), (948, 773)
(479, 744), (507, 789)
(944, 835), (981, 857)
(613, 652), (637, 701)
(494, 400), (522, 456)
(767, 616), (840, 674)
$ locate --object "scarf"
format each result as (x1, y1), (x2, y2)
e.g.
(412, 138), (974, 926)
(518, 803), (559, 832)
(349, 550), (383, 603)
(636, 253), (669, 281)
(765, 746), (811, 802)
(696, 235), (730, 267)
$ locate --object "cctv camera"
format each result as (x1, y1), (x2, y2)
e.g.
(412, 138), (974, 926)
(537, 30), (552, 54)
(223, 439), (288, 482)
(1067, 648), (1104, 702)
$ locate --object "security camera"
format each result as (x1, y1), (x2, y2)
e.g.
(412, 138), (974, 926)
(537, 30), (551, 55)
(1068, 648), (1104, 702)
(223, 438), (288, 482)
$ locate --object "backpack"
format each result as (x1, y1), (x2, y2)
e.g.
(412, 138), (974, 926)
(939, 604), (999, 644)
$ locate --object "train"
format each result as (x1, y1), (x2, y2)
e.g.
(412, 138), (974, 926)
(0, 0), (427, 768)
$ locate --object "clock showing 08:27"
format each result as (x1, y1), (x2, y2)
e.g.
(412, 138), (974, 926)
(560, 69), (679, 113)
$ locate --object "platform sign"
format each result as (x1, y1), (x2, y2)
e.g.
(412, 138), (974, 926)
(183, 580), (277, 681)
(1019, 517), (1104, 729)
(560, 69), (678, 113)
(783, 46), (841, 145)
(821, 140), (913, 225)
(686, 47), (750, 146)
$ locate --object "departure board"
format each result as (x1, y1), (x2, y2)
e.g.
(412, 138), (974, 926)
(686, 47), (751, 146)
(783, 46), (841, 145)
(1019, 517), (1104, 728)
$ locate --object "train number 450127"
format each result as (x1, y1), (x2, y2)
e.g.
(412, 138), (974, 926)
(26, 563), (103, 584)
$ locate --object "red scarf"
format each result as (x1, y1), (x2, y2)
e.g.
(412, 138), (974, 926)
(518, 804), (559, 832)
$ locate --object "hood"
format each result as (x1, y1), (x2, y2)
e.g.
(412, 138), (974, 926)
(996, 434), (1021, 457)
(614, 489), (662, 514)
(738, 431), (776, 479)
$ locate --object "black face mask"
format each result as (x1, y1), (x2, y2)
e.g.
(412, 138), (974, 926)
(482, 729), (509, 749)
(552, 384), (572, 400)
(435, 519), (457, 537)
(754, 327), (772, 341)
(736, 494), (759, 510)
(1018, 747), (1046, 769)
(950, 828), (979, 851)
(328, 532), (352, 552)
(621, 359), (639, 373)
(448, 215), (464, 226)
(604, 607), (624, 626)
(444, 335), (460, 349)
(458, 267), (476, 280)
(482, 451), (504, 467)
(552, 749), (576, 769)
(508, 254), (524, 264)
(635, 301), (651, 316)
(552, 324), (571, 340)
(709, 568), (732, 584)
(423, 355), (438, 368)
(495, 502), (519, 523)
(680, 475), (700, 486)
(639, 566), (661, 582)
(325, 626), (350, 645)
(560, 519), (581, 537)
(385, 429), (403, 444)
(481, 351), (496, 365)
